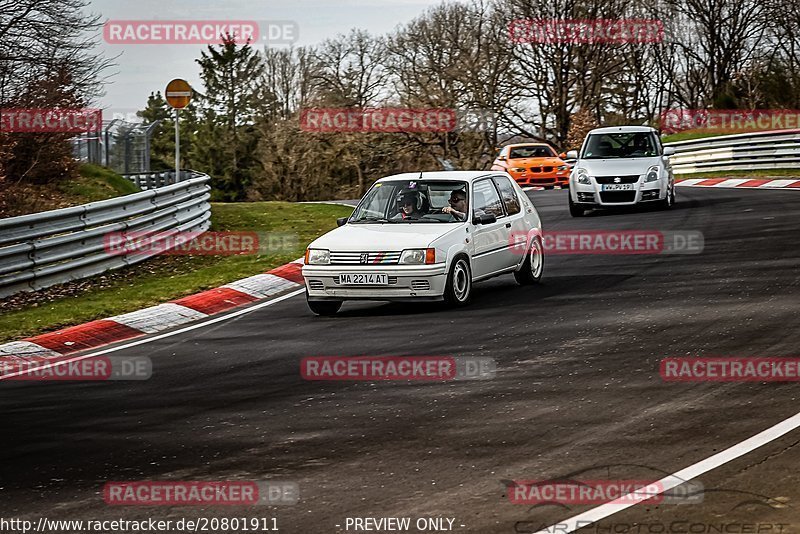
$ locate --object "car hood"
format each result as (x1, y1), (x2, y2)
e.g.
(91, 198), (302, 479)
(576, 157), (662, 175)
(506, 157), (565, 167)
(308, 223), (461, 251)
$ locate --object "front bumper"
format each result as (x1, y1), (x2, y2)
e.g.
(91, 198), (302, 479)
(571, 181), (665, 207)
(511, 171), (570, 187)
(302, 263), (448, 301)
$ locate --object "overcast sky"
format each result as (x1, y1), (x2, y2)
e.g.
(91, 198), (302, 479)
(90, 0), (457, 116)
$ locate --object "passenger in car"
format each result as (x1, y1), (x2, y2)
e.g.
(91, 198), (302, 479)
(442, 189), (468, 221)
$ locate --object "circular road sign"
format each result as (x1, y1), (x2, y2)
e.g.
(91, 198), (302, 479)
(165, 79), (192, 109)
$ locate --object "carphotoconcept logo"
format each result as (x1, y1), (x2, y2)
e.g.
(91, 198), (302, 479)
(661, 357), (800, 382)
(301, 356), (495, 381)
(103, 481), (298, 506)
(104, 20), (298, 45)
(509, 19), (664, 44)
(0, 356), (151, 381)
(0, 108), (102, 133)
(661, 109), (800, 134)
(299, 108), (496, 133)
(103, 231), (297, 257)
(509, 230), (703, 255)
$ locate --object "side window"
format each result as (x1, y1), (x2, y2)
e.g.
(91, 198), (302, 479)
(473, 179), (505, 218)
(492, 176), (521, 215)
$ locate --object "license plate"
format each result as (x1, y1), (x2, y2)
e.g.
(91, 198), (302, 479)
(601, 183), (635, 191)
(339, 273), (388, 285)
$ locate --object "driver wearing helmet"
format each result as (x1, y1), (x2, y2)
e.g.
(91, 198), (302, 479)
(392, 190), (424, 220)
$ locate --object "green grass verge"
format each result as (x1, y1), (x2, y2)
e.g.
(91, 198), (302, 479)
(0, 202), (353, 343)
(676, 169), (800, 179)
(60, 164), (140, 201)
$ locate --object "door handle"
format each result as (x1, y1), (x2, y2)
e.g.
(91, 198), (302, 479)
(505, 223), (512, 228)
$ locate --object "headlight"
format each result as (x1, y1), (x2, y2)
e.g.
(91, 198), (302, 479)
(511, 167), (526, 173)
(305, 249), (330, 265)
(645, 165), (660, 182)
(557, 165), (568, 171)
(576, 167), (591, 185)
(399, 248), (436, 264)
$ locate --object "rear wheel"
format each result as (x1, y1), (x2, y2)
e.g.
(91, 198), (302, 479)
(569, 196), (585, 217)
(514, 237), (544, 285)
(306, 293), (342, 316)
(443, 256), (472, 306)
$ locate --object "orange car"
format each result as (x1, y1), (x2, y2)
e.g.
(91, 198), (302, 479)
(491, 143), (571, 189)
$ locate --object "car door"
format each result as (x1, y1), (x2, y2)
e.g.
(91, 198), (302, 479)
(491, 175), (529, 267)
(470, 178), (510, 278)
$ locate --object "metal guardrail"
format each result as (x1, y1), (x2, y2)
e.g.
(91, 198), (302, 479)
(664, 129), (800, 174)
(0, 171), (211, 298)
(122, 169), (195, 190)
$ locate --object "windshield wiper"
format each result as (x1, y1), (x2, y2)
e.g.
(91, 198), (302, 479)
(351, 216), (392, 223)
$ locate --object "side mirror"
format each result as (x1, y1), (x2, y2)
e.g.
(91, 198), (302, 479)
(663, 147), (676, 156)
(497, 156), (507, 161)
(566, 150), (578, 160)
(559, 152), (567, 159)
(472, 212), (497, 225)
(336, 217), (348, 227)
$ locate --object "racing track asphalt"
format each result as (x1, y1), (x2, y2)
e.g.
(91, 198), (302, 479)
(0, 188), (799, 533)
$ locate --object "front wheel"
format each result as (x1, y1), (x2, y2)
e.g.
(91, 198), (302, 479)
(569, 196), (584, 217)
(306, 294), (342, 316)
(443, 256), (472, 307)
(657, 184), (675, 210)
(514, 237), (544, 285)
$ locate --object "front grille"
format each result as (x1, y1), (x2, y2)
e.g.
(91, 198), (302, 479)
(329, 251), (401, 265)
(595, 175), (640, 184)
(600, 191), (636, 203)
(411, 280), (430, 291)
(528, 166), (554, 173)
(308, 280), (324, 290)
(333, 276), (398, 285)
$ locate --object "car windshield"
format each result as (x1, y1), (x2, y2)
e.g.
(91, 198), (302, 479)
(509, 145), (556, 159)
(349, 179), (469, 223)
(581, 132), (659, 159)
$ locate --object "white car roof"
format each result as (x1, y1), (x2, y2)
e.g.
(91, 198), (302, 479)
(376, 171), (502, 183)
(588, 125), (657, 134)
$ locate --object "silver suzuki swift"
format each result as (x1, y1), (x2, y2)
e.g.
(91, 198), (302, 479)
(567, 126), (676, 217)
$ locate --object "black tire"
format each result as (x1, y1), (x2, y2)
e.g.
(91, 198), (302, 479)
(569, 196), (585, 217)
(306, 294), (342, 316)
(443, 256), (472, 307)
(657, 184), (675, 210)
(514, 237), (544, 285)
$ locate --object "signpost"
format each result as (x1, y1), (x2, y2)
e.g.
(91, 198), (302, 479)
(165, 79), (192, 183)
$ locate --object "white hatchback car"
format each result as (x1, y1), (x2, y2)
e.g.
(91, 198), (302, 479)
(567, 126), (676, 217)
(302, 171), (544, 315)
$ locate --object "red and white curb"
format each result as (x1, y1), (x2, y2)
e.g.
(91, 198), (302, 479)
(677, 178), (800, 189)
(0, 258), (305, 369)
